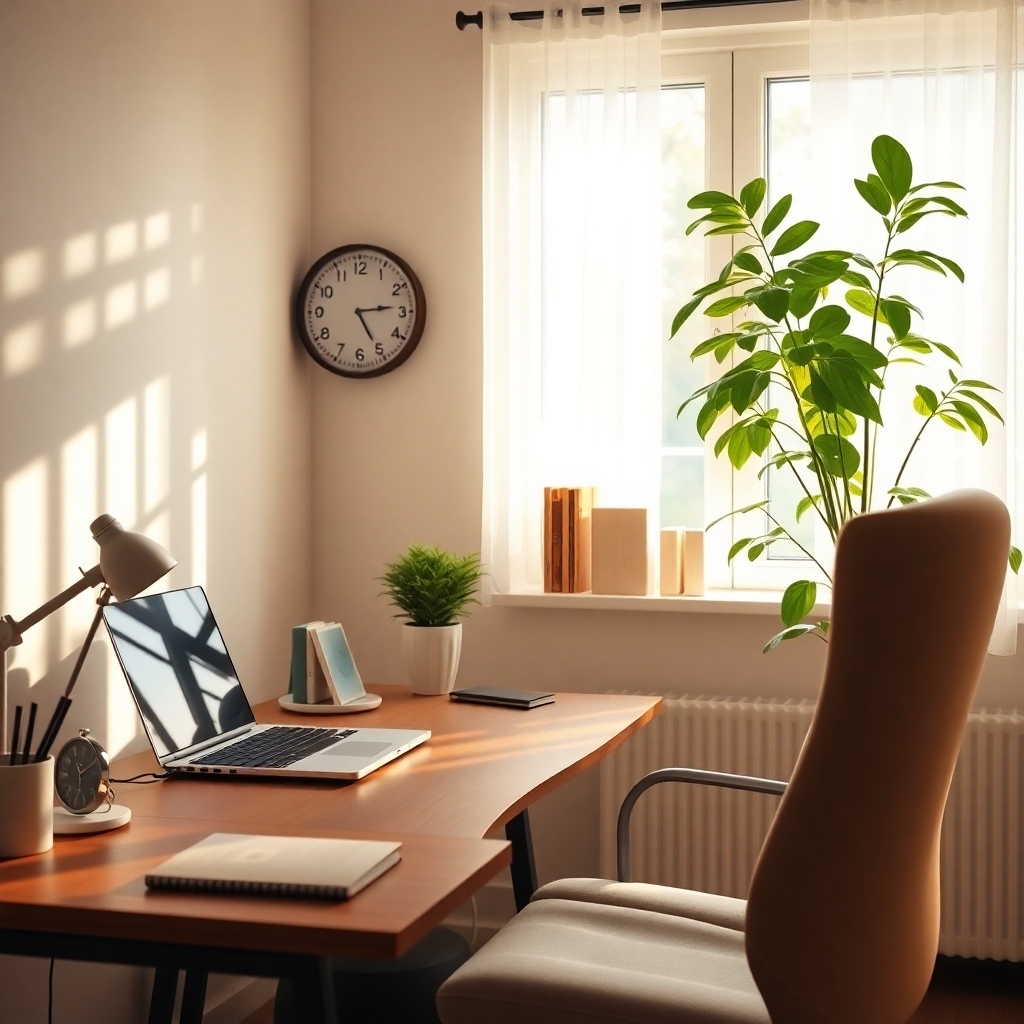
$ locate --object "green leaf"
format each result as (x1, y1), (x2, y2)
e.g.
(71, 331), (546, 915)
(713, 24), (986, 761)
(883, 249), (945, 274)
(687, 191), (742, 210)
(818, 359), (883, 422)
(855, 176), (891, 215)
(748, 286), (790, 322)
(959, 389), (1003, 423)
(896, 335), (931, 354)
(813, 433), (861, 478)
(763, 623), (820, 653)
(914, 384), (938, 415)
(806, 368), (838, 413)
(846, 288), (884, 322)
(671, 296), (702, 337)
(740, 178), (767, 217)
(880, 298), (911, 339)
(841, 269), (874, 289)
(888, 486), (932, 506)
(761, 194), (792, 236)
(728, 538), (753, 564)
(908, 180), (965, 193)
(939, 412), (967, 432)
(828, 335), (889, 370)
(871, 135), (913, 202)
(781, 580), (818, 627)
(952, 400), (989, 443)
(696, 398), (723, 439)
(705, 295), (750, 317)
(920, 250), (965, 283)
(771, 220), (820, 257)
(796, 494), (823, 520)
(1010, 546), (1022, 575)
(789, 286), (819, 319)
(933, 342), (961, 364)
(705, 500), (769, 531)
(690, 332), (739, 359)
(734, 251), (763, 274)
(705, 223), (753, 236)
(808, 305), (851, 339)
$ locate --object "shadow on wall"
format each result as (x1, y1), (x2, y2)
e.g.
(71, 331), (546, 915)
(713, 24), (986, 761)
(1, 167), (209, 761)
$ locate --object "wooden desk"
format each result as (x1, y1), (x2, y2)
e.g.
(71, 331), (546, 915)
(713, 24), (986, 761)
(0, 686), (660, 1023)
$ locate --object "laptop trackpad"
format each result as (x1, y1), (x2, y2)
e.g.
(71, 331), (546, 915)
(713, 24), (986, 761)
(324, 741), (392, 758)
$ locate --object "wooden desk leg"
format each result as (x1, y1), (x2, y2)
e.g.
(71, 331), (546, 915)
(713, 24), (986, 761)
(290, 956), (338, 1024)
(505, 808), (538, 912)
(147, 967), (178, 1024)
(179, 968), (208, 1024)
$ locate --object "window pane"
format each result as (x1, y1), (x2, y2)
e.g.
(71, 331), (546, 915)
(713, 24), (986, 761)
(661, 455), (704, 530)
(662, 84), (706, 538)
(764, 78), (813, 561)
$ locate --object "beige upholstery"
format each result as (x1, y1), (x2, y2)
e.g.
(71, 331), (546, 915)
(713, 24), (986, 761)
(438, 491), (1010, 1024)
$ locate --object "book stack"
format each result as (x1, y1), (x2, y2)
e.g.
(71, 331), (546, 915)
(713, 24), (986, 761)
(543, 487), (596, 593)
(290, 621), (366, 705)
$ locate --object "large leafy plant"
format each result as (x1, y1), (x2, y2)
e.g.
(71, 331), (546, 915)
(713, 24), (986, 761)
(673, 135), (1019, 651)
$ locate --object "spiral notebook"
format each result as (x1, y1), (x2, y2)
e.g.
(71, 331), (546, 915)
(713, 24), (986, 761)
(145, 833), (402, 900)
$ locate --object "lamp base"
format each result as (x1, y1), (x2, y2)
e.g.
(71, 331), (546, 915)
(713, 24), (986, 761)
(53, 804), (131, 835)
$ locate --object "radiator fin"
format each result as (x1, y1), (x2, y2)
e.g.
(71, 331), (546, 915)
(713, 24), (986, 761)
(599, 695), (1024, 962)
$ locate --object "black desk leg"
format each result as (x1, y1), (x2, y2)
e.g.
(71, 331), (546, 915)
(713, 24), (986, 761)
(290, 956), (337, 1024)
(179, 968), (209, 1024)
(505, 808), (538, 912)
(147, 967), (178, 1024)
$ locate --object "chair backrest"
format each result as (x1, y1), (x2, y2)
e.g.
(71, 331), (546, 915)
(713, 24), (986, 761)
(745, 490), (1010, 1024)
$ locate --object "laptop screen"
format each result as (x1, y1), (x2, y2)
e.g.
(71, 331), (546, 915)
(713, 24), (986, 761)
(103, 586), (255, 759)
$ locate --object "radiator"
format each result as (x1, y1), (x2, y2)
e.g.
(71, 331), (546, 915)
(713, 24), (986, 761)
(599, 695), (1024, 962)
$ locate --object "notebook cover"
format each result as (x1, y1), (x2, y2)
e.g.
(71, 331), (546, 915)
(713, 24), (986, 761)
(145, 833), (401, 900)
(311, 623), (365, 704)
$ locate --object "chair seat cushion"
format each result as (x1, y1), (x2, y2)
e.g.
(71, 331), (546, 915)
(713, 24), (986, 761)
(436, 896), (771, 1024)
(533, 877), (747, 932)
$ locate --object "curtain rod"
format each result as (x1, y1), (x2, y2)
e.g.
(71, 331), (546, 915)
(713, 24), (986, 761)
(456, 0), (793, 30)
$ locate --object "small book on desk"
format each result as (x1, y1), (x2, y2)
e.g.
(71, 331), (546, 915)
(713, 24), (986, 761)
(450, 686), (555, 709)
(145, 833), (401, 901)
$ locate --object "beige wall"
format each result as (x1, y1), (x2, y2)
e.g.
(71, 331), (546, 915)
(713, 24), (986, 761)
(0, 1), (311, 1019)
(309, 0), (1024, 887)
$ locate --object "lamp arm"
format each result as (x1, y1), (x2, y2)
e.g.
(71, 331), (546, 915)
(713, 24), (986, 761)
(9, 564), (105, 639)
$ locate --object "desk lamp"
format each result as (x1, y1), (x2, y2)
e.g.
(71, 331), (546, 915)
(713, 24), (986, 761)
(0, 514), (177, 758)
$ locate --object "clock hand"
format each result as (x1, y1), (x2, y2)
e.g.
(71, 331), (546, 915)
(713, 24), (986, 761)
(354, 309), (374, 341)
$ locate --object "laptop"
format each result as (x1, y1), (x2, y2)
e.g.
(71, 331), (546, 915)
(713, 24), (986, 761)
(102, 586), (429, 780)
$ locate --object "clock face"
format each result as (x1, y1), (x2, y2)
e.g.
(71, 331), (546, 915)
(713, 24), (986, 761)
(294, 245), (426, 378)
(56, 736), (108, 814)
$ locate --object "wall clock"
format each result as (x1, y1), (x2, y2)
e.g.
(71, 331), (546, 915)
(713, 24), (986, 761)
(294, 244), (426, 378)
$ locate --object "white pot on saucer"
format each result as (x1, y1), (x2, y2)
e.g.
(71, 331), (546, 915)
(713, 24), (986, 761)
(402, 623), (463, 695)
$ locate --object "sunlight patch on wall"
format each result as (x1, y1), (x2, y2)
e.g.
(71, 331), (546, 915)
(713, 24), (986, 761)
(105, 398), (138, 528)
(105, 280), (137, 330)
(63, 233), (97, 279)
(144, 267), (170, 311)
(143, 512), (171, 590)
(105, 221), (138, 264)
(3, 320), (44, 376)
(191, 255), (204, 286)
(144, 377), (170, 514)
(63, 298), (97, 349)
(191, 474), (207, 587)
(144, 212), (171, 251)
(191, 429), (207, 471)
(2, 248), (45, 300)
(3, 458), (49, 682)
(60, 425), (98, 659)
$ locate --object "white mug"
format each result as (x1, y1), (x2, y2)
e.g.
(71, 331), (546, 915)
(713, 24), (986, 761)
(0, 756), (54, 858)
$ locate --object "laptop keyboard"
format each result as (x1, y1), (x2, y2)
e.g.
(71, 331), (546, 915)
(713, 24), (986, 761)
(188, 726), (357, 769)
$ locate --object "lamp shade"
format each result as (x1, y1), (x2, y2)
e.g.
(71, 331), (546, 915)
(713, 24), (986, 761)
(90, 514), (177, 601)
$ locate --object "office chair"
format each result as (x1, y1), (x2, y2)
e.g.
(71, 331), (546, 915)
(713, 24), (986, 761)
(437, 489), (1010, 1024)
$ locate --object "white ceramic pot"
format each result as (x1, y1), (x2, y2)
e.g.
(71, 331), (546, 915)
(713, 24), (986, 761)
(402, 623), (463, 695)
(0, 756), (54, 858)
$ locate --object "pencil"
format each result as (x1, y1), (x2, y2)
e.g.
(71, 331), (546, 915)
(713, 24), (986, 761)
(9, 705), (22, 768)
(20, 703), (38, 767)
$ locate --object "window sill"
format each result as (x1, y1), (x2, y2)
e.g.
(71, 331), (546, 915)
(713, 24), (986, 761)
(490, 587), (830, 617)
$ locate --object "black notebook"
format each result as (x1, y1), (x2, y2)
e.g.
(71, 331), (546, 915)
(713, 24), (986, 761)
(450, 686), (555, 709)
(145, 833), (401, 901)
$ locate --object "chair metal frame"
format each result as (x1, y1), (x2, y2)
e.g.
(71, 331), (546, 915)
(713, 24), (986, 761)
(616, 768), (788, 882)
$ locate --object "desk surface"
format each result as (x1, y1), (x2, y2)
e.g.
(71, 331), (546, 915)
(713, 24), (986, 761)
(0, 687), (660, 957)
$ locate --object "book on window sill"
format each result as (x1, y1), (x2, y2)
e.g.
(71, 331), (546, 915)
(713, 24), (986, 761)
(145, 833), (402, 901)
(544, 486), (595, 593)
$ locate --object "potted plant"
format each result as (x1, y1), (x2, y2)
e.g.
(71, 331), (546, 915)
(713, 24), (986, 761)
(673, 135), (1019, 651)
(379, 544), (484, 695)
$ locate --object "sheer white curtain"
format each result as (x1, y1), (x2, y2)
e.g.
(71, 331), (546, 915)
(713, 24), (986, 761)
(810, 0), (1020, 653)
(481, 3), (663, 595)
